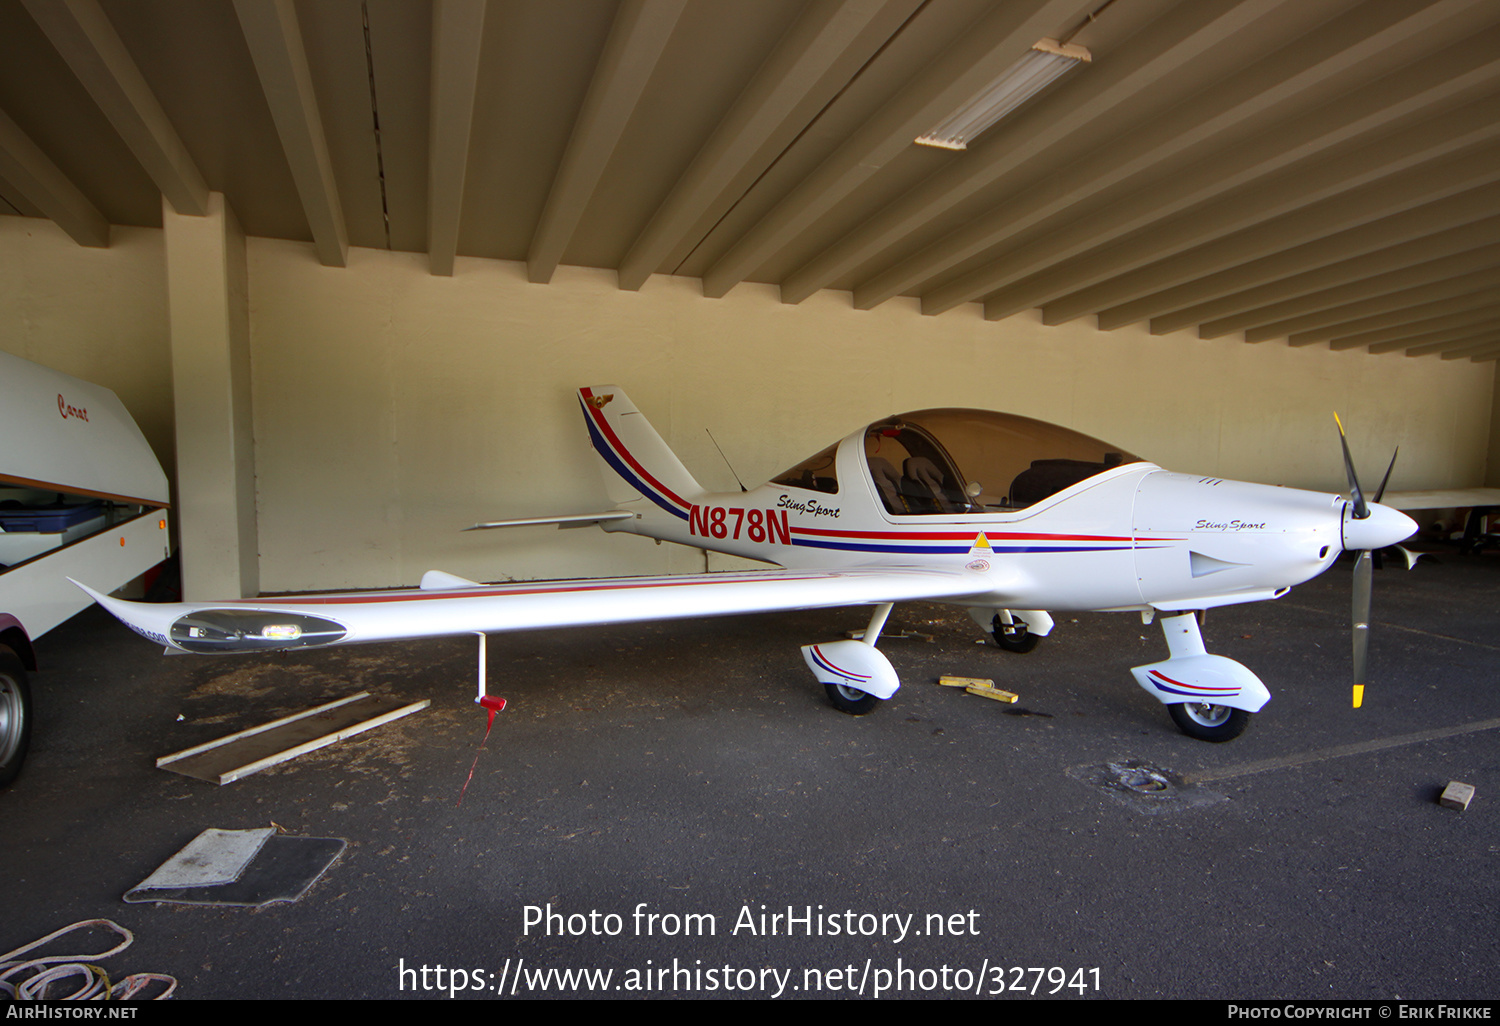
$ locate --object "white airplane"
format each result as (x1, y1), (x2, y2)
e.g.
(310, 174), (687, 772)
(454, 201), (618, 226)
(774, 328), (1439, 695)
(79, 386), (1416, 742)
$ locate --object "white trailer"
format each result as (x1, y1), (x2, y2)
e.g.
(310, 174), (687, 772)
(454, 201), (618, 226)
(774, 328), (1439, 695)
(0, 350), (172, 785)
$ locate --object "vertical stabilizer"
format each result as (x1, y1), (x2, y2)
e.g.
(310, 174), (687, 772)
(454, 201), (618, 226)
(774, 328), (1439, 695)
(576, 386), (704, 520)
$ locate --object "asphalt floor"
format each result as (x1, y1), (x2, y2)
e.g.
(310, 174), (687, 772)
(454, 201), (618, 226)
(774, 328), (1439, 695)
(2, 547), (1498, 1001)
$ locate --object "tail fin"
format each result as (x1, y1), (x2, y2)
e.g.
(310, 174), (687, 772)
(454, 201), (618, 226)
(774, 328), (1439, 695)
(577, 386), (705, 520)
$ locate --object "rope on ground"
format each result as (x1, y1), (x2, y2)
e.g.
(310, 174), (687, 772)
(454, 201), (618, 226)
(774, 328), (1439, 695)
(0, 919), (177, 999)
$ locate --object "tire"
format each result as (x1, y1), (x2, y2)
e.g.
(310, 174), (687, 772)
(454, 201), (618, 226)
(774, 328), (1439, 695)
(824, 680), (878, 715)
(0, 645), (32, 787)
(991, 613), (1041, 654)
(1168, 702), (1249, 743)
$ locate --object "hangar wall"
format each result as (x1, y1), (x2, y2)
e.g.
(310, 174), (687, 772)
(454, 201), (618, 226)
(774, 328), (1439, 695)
(244, 238), (1494, 592)
(2, 214), (1495, 595)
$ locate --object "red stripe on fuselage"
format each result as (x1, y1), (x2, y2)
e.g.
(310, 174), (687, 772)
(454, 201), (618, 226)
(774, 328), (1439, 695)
(203, 572), (865, 607)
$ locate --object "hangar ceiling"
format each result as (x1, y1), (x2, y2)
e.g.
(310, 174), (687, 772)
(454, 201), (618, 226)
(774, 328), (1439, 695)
(3, 0), (1500, 362)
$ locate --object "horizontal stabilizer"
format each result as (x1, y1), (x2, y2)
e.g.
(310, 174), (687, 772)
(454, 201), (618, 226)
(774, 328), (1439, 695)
(464, 511), (634, 531)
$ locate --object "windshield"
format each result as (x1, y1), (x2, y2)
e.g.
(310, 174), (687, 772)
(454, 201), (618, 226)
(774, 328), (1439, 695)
(862, 409), (1141, 515)
(770, 442), (839, 495)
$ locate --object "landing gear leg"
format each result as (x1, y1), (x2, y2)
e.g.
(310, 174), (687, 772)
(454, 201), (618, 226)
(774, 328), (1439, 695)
(822, 603), (892, 715)
(1139, 612), (1258, 743)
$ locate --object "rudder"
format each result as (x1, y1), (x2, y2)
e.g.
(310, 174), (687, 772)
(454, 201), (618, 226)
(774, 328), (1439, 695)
(577, 386), (704, 520)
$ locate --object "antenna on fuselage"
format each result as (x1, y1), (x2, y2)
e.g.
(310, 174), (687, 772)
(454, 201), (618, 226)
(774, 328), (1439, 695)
(706, 428), (748, 492)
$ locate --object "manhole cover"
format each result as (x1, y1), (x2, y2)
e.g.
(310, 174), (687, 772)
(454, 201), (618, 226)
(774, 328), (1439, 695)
(1068, 758), (1225, 814)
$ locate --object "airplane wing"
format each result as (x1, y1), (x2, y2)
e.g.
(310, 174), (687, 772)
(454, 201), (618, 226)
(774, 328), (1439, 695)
(73, 565), (997, 655)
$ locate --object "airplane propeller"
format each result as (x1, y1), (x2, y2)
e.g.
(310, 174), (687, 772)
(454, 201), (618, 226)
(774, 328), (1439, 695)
(1334, 414), (1404, 710)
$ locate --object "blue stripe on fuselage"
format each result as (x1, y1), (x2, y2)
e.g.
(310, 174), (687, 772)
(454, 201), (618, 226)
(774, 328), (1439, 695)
(581, 404), (690, 521)
(790, 539), (1134, 554)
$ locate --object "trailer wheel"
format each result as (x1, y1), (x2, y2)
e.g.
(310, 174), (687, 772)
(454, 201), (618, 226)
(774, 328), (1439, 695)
(0, 645), (31, 787)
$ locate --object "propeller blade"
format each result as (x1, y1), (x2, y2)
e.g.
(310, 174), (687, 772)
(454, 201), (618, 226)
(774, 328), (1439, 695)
(1373, 446), (1398, 504)
(1351, 548), (1372, 708)
(1334, 412), (1368, 519)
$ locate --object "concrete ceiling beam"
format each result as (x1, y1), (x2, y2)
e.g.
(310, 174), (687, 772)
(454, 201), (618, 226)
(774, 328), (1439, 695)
(698, 0), (1094, 299)
(0, 104), (109, 246)
(234, 0), (348, 267)
(23, 0), (209, 217)
(427, 0), (486, 276)
(616, 0), (921, 292)
(781, 0), (1286, 307)
(528, 0), (687, 285)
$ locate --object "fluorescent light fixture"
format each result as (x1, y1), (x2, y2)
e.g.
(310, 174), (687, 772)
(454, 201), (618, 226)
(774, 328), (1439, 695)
(916, 38), (1091, 151)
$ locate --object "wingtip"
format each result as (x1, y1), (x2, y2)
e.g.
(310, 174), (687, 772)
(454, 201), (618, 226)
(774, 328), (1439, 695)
(67, 577), (147, 621)
(67, 577), (107, 603)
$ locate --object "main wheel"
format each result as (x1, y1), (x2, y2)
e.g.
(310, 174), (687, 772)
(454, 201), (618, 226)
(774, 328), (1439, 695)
(824, 680), (878, 715)
(0, 645), (33, 787)
(991, 613), (1040, 653)
(1168, 702), (1249, 742)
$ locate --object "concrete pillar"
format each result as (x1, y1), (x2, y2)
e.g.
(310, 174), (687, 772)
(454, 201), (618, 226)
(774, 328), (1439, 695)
(1488, 360), (1500, 488)
(162, 192), (259, 599)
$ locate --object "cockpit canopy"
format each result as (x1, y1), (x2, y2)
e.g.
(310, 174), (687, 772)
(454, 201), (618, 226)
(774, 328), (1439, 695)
(771, 409), (1142, 515)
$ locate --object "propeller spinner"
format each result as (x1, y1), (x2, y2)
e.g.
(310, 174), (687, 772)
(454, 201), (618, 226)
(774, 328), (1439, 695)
(1335, 415), (1417, 708)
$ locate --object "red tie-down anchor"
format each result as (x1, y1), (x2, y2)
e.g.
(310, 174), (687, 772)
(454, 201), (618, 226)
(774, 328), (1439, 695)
(459, 633), (506, 806)
(478, 693), (506, 724)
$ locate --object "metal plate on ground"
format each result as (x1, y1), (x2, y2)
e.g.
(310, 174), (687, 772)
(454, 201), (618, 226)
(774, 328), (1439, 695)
(126, 834), (346, 906)
(1068, 758), (1225, 814)
(157, 691), (429, 784)
(129, 827), (273, 890)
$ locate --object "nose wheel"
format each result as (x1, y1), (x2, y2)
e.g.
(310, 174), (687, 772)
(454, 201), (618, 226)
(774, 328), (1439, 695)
(824, 681), (878, 715)
(816, 603), (892, 716)
(1168, 702), (1249, 742)
(1133, 612), (1266, 742)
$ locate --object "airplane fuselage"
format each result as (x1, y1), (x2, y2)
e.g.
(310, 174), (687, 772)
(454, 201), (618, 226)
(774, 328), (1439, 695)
(596, 418), (1351, 616)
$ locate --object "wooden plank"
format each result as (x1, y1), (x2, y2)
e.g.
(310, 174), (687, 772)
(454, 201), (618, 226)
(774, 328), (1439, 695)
(158, 693), (429, 785)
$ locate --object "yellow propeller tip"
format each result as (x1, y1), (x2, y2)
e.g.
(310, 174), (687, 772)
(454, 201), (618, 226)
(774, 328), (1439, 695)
(1352, 684), (1364, 708)
(1333, 411), (1346, 435)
